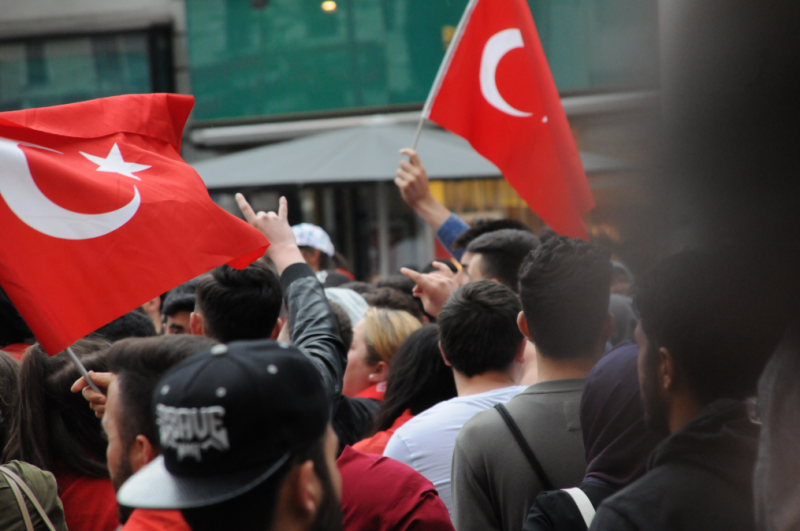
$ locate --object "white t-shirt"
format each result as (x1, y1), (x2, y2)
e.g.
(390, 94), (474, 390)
(383, 386), (527, 516)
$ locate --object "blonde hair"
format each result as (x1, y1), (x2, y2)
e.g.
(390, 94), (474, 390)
(363, 307), (422, 366)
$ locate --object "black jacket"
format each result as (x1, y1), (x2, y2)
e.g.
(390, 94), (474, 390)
(590, 399), (759, 531)
(280, 263), (379, 452)
(524, 482), (617, 531)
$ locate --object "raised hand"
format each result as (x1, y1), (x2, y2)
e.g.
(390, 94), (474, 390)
(401, 262), (459, 318)
(71, 371), (115, 418)
(396, 149), (432, 208)
(395, 149), (452, 231)
(236, 194), (305, 274)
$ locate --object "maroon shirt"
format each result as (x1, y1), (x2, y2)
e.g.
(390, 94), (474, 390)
(338, 446), (455, 531)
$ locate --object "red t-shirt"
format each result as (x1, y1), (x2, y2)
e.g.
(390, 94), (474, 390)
(55, 464), (120, 531)
(122, 509), (191, 531)
(338, 446), (454, 531)
(352, 409), (414, 456)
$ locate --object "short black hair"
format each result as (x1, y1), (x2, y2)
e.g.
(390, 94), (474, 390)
(518, 236), (611, 359)
(453, 218), (532, 251)
(328, 302), (353, 352)
(162, 279), (200, 318)
(376, 275), (424, 318)
(195, 263), (283, 344)
(94, 310), (157, 343)
(466, 229), (541, 292)
(376, 275), (416, 298)
(635, 251), (785, 403)
(438, 281), (523, 377)
(363, 287), (424, 322)
(422, 260), (458, 274)
(107, 335), (218, 449)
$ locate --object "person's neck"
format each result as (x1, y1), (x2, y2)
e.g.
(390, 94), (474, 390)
(453, 369), (518, 397)
(535, 350), (600, 383)
(668, 392), (706, 434)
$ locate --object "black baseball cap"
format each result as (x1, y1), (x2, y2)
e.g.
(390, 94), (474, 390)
(117, 339), (330, 509)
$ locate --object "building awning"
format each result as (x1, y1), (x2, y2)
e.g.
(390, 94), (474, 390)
(191, 123), (632, 190)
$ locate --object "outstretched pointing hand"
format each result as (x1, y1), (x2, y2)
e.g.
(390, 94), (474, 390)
(401, 263), (459, 318)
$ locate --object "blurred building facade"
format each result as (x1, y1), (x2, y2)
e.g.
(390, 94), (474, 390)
(0, 0), (660, 279)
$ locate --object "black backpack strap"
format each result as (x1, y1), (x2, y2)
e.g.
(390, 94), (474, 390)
(494, 403), (554, 491)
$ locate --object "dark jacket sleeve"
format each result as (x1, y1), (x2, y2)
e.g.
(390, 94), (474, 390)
(523, 491), (588, 531)
(281, 263), (379, 449)
(281, 262), (346, 402)
(589, 503), (638, 531)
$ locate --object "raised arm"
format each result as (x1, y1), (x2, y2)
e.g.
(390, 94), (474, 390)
(236, 194), (345, 401)
(396, 149), (470, 260)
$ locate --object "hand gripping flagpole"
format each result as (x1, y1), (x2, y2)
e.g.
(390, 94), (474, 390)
(409, 0), (479, 152)
(66, 346), (102, 394)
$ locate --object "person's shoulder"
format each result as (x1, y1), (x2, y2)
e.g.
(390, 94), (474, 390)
(458, 403), (503, 436)
(591, 471), (671, 530)
(342, 446), (432, 488)
(503, 380), (583, 418)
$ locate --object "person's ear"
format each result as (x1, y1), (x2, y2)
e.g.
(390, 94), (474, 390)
(294, 460), (322, 521)
(600, 312), (615, 345)
(190, 312), (204, 336)
(514, 336), (527, 364)
(658, 347), (676, 393)
(129, 435), (158, 474)
(517, 312), (532, 340)
(372, 360), (389, 382)
(439, 341), (452, 367)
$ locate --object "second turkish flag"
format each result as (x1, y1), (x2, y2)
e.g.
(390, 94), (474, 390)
(423, 0), (594, 239)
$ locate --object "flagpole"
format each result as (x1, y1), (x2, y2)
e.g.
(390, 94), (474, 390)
(408, 0), (479, 151)
(411, 117), (425, 151)
(66, 346), (102, 394)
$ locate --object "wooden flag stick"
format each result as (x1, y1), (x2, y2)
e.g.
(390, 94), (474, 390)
(66, 346), (102, 394)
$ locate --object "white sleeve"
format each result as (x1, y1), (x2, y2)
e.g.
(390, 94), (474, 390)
(383, 432), (414, 467)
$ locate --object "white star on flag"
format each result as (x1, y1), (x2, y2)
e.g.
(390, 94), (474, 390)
(80, 143), (151, 180)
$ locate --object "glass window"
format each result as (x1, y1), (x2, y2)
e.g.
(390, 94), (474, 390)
(0, 27), (173, 112)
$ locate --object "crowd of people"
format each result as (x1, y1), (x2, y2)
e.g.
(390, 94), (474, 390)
(0, 150), (791, 531)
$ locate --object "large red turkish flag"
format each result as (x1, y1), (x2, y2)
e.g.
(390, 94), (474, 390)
(0, 94), (268, 354)
(424, 0), (594, 238)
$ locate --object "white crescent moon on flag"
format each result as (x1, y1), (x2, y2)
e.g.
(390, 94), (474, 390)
(480, 29), (533, 118)
(0, 137), (140, 240)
